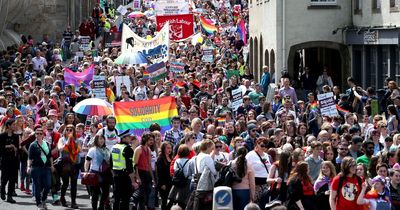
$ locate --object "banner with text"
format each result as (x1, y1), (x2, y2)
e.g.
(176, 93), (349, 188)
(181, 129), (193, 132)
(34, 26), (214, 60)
(146, 62), (167, 82)
(113, 96), (178, 137)
(156, 14), (194, 40)
(93, 75), (106, 99)
(155, 0), (189, 15)
(317, 92), (338, 117)
(121, 23), (170, 62)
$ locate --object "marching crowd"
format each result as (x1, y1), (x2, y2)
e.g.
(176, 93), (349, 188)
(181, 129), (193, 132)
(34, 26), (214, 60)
(1, 1), (400, 210)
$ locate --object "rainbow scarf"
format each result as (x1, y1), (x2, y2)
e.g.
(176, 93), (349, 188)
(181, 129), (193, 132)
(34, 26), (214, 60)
(113, 96), (178, 136)
(200, 16), (218, 35)
(236, 18), (247, 45)
(63, 134), (80, 163)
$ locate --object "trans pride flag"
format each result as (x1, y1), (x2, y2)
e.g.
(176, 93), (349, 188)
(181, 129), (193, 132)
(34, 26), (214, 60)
(64, 65), (94, 89)
(113, 96), (178, 137)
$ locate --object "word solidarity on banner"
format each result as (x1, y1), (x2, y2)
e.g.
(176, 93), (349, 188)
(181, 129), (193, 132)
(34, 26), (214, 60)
(122, 23), (170, 62)
(113, 96), (178, 136)
(156, 14), (194, 40)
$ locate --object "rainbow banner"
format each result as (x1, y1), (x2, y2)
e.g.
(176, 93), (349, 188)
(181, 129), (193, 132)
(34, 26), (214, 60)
(113, 96), (178, 136)
(236, 18), (247, 45)
(64, 65), (94, 89)
(200, 16), (218, 35)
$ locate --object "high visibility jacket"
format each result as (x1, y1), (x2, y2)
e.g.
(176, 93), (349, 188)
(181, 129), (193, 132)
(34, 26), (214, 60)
(111, 143), (127, 170)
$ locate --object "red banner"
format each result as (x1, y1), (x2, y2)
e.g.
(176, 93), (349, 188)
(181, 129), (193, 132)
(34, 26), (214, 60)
(156, 14), (194, 41)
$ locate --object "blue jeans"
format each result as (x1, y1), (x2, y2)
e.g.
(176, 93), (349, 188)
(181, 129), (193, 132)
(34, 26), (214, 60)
(31, 167), (52, 206)
(232, 189), (250, 210)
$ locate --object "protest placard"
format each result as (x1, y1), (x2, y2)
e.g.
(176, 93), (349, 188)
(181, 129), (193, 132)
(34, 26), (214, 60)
(202, 47), (214, 62)
(231, 88), (243, 111)
(92, 75), (106, 99)
(169, 62), (185, 73)
(79, 36), (91, 51)
(317, 92), (338, 117)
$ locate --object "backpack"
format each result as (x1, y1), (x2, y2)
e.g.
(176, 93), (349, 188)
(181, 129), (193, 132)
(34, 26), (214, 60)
(172, 159), (190, 187)
(336, 175), (362, 205)
(214, 163), (242, 187)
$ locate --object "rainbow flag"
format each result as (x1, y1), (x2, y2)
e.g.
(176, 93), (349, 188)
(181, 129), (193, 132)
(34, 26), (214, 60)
(106, 88), (116, 103)
(200, 16), (218, 35)
(310, 101), (318, 111)
(143, 71), (150, 80)
(64, 65), (94, 89)
(217, 117), (226, 126)
(336, 105), (349, 116)
(236, 18), (247, 45)
(113, 96), (179, 136)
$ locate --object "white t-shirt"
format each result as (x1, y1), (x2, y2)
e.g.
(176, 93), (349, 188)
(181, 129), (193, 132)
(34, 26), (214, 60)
(97, 128), (120, 151)
(150, 149), (157, 171)
(213, 152), (229, 164)
(32, 56), (47, 71)
(245, 150), (272, 178)
(87, 147), (110, 172)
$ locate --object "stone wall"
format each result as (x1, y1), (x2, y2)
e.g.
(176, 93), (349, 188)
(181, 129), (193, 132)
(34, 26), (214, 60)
(0, 0), (96, 50)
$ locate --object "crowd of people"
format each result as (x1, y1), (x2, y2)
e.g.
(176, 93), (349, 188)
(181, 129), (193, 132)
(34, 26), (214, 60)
(1, 1), (400, 210)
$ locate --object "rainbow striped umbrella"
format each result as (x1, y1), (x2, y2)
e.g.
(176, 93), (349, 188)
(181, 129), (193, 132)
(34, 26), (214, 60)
(73, 98), (113, 116)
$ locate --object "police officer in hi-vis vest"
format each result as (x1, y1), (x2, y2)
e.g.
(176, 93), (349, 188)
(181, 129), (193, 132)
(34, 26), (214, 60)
(111, 130), (135, 210)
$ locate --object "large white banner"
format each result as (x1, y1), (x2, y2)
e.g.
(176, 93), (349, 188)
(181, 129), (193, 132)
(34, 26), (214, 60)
(121, 23), (170, 62)
(155, 0), (189, 15)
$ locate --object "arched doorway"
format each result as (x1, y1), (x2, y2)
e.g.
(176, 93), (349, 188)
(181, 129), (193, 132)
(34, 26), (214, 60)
(249, 37), (253, 76)
(270, 49), (275, 82)
(287, 41), (350, 90)
(254, 37), (259, 81)
(265, 49), (269, 67)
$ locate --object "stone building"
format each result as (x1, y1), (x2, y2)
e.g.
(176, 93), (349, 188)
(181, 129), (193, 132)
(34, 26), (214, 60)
(249, 0), (400, 89)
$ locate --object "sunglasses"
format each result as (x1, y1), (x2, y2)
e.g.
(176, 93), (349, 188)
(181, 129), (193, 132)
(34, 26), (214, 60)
(215, 145), (222, 148)
(259, 144), (266, 148)
(35, 132), (43, 135)
(66, 129), (73, 132)
(251, 129), (257, 132)
(367, 147), (375, 150)
(339, 148), (348, 151)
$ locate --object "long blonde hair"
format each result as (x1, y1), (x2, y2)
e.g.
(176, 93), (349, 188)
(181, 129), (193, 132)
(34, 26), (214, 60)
(318, 161), (336, 180)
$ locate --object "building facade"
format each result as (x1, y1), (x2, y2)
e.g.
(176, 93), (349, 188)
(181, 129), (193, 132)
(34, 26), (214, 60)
(249, 0), (400, 90)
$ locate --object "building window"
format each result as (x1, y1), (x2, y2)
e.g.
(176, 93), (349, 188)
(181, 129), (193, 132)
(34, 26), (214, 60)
(372, 0), (381, 12)
(354, 0), (362, 14)
(370, 47), (377, 89)
(310, 0), (336, 5)
(391, 0), (400, 12)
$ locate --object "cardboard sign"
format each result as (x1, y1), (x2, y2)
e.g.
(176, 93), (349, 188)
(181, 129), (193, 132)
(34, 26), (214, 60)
(103, 31), (122, 48)
(115, 76), (132, 97)
(202, 47), (214, 63)
(231, 88), (243, 111)
(317, 92), (338, 117)
(169, 61), (185, 73)
(93, 75), (106, 99)
(79, 36), (91, 51)
(155, 0), (189, 15)
(156, 14), (194, 40)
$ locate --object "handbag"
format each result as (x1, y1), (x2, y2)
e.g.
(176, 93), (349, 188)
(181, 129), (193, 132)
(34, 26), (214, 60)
(81, 172), (99, 186)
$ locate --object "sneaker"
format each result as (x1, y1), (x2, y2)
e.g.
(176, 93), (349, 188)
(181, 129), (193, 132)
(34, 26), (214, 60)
(24, 189), (32, 195)
(37, 203), (45, 210)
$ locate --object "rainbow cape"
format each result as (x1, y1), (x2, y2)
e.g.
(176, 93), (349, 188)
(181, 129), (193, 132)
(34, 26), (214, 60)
(113, 96), (179, 136)
(236, 18), (247, 45)
(200, 16), (218, 35)
(64, 65), (94, 89)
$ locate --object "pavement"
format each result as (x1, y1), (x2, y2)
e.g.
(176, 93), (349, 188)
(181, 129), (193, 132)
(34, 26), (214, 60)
(0, 183), (92, 210)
